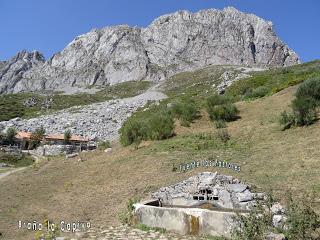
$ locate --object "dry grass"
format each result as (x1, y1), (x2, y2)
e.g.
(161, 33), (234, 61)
(1, 86), (320, 239)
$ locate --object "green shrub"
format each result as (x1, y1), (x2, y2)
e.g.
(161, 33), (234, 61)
(232, 193), (320, 240)
(292, 97), (317, 126)
(120, 119), (147, 146)
(118, 197), (140, 225)
(232, 196), (273, 240)
(206, 94), (239, 122)
(206, 94), (231, 109)
(4, 127), (17, 145)
(285, 195), (320, 240)
(214, 120), (227, 129)
(120, 109), (174, 146)
(280, 77), (320, 129)
(208, 104), (239, 122)
(244, 86), (269, 99)
(295, 77), (320, 102)
(97, 140), (111, 150)
(0, 152), (34, 167)
(170, 99), (198, 127)
(279, 111), (295, 130)
(146, 112), (174, 140)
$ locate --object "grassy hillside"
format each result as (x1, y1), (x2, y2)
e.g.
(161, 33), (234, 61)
(1, 85), (320, 239)
(1, 61), (320, 239)
(161, 61), (320, 101)
(225, 60), (320, 99)
(0, 80), (151, 121)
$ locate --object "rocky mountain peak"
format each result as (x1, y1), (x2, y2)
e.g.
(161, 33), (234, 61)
(0, 7), (300, 94)
(0, 50), (45, 94)
(12, 50), (45, 63)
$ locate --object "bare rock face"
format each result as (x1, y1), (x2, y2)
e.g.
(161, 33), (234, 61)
(1, 7), (300, 94)
(0, 50), (45, 94)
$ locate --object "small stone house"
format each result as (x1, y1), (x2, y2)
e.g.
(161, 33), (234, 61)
(14, 131), (90, 150)
(44, 134), (89, 146)
(15, 131), (33, 150)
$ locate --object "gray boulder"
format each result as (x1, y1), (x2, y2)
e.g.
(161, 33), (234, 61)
(226, 183), (248, 193)
(236, 189), (253, 202)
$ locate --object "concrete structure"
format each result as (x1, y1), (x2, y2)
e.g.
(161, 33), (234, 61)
(133, 172), (262, 237)
(134, 201), (241, 237)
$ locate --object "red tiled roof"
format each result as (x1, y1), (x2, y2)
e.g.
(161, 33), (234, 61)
(15, 131), (89, 142)
(15, 131), (33, 139)
(44, 134), (89, 142)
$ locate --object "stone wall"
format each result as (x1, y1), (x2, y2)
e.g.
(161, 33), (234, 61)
(34, 144), (75, 156)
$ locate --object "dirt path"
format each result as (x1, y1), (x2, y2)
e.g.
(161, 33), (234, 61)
(0, 167), (27, 180)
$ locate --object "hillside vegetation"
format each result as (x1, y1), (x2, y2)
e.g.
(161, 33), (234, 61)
(0, 80), (150, 121)
(0, 61), (320, 239)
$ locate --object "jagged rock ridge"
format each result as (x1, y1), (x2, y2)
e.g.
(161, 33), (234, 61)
(0, 50), (45, 93)
(1, 7), (300, 94)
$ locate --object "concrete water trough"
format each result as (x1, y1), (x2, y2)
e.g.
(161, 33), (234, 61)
(133, 172), (259, 237)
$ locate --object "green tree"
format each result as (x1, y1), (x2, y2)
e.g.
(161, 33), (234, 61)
(5, 127), (17, 145)
(30, 126), (46, 149)
(64, 129), (72, 145)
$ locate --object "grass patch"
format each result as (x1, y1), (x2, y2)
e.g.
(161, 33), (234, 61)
(0, 152), (34, 167)
(162, 65), (240, 99)
(225, 60), (320, 100)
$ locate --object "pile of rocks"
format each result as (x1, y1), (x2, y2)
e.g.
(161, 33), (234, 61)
(0, 90), (166, 141)
(152, 172), (261, 210)
(23, 97), (38, 107)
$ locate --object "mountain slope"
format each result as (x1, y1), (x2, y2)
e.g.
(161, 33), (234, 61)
(1, 83), (319, 240)
(1, 7), (299, 94)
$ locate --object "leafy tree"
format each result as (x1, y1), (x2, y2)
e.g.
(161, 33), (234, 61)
(64, 129), (72, 145)
(30, 126), (45, 149)
(5, 127), (17, 145)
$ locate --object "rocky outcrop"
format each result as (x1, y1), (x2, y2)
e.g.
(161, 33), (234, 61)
(1, 7), (300, 94)
(152, 172), (261, 210)
(0, 50), (45, 94)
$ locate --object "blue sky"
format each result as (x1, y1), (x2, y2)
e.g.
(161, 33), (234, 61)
(0, 0), (319, 62)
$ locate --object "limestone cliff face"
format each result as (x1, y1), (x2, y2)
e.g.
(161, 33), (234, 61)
(0, 50), (45, 94)
(1, 7), (300, 94)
